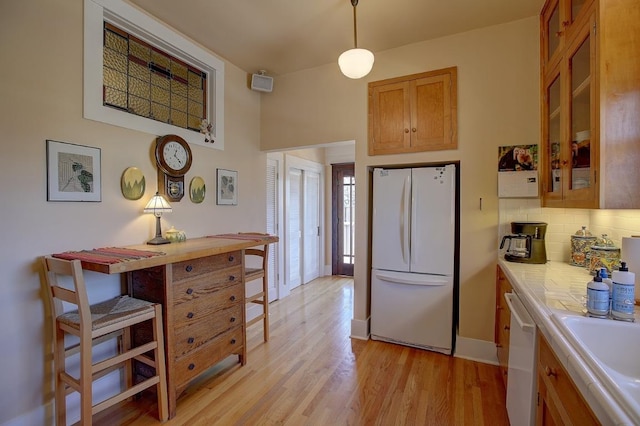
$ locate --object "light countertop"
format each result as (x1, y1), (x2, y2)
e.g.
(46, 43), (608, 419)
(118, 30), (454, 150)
(498, 259), (640, 426)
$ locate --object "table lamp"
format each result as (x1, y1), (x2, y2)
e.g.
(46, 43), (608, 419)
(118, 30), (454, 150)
(144, 192), (172, 245)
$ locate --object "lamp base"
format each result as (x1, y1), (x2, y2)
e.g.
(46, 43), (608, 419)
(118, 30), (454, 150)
(147, 236), (171, 245)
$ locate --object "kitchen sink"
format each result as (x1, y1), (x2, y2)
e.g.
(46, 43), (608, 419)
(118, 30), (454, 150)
(550, 312), (640, 421)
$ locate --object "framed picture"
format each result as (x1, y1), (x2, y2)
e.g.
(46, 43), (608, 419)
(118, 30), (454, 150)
(47, 140), (101, 202)
(216, 168), (237, 205)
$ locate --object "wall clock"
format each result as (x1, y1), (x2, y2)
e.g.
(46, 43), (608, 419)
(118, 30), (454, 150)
(155, 134), (192, 202)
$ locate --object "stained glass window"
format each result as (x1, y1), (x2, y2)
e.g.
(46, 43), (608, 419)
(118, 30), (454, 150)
(103, 23), (207, 132)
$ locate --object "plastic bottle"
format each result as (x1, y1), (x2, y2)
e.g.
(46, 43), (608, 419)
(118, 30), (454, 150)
(587, 269), (609, 317)
(611, 261), (636, 321)
(600, 268), (613, 313)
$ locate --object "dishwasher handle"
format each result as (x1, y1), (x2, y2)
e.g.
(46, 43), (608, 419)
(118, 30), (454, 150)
(504, 292), (535, 332)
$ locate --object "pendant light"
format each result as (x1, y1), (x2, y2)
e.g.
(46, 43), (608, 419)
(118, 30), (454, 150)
(338, 0), (374, 79)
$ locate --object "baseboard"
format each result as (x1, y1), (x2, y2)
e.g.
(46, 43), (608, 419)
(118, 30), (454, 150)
(453, 336), (499, 365)
(350, 317), (369, 340)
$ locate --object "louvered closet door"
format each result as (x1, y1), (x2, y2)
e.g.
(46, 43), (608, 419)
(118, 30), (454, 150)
(266, 158), (279, 302)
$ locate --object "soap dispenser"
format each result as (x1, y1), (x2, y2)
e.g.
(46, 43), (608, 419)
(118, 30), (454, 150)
(612, 261), (636, 321)
(586, 269), (609, 318)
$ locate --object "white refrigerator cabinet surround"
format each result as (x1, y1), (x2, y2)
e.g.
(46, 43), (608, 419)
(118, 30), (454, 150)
(370, 165), (456, 355)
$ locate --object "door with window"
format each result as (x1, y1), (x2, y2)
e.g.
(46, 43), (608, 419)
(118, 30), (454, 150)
(332, 163), (355, 276)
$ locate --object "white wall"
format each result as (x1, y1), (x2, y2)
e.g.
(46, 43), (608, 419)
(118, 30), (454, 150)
(0, 1), (265, 424)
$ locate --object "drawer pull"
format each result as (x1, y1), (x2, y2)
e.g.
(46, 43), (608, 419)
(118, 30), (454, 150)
(185, 265), (193, 272)
(230, 295), (236, 302)
(230, 338), (237, 345)
(228, 255), (235, 262)
(229, 275), (236, 281)
(186, 288), (193, 295)
(544, 366), (557, 378)
(187, 312), (194, 319)
(188, 363), (195, 370)
(230, 317), (236, 323)
(187, 337), (195, 344)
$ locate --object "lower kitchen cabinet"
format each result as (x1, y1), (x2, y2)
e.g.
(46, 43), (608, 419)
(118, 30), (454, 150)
(536, 333), (599, 425)
(495, 265), (513, 388)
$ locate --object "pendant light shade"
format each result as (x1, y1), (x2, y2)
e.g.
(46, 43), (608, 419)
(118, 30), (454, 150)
(338, 48), (375, 79)
(338, 0), (374, 79)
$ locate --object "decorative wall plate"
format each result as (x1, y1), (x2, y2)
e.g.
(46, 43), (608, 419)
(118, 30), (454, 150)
(190, 176), (206, 203)
(121, 167), (145, 200)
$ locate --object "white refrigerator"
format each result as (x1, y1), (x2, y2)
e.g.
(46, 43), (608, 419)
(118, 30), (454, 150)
(370, 165), (456, 355)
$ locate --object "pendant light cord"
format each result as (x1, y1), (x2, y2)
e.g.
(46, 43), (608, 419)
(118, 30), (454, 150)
(352, 0), (358, 48)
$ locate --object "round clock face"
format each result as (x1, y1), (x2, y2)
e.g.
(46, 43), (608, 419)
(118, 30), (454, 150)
(156, 135), (192, 176)
(163, 141), (188, 171)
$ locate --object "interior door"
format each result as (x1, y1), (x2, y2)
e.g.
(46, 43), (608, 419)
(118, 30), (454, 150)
(287, 168), (303, 290)
(332, 163), (355, 276)
(303, 170), (321, 284)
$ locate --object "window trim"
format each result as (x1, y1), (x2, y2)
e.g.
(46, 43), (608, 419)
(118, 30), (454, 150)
(84, 0), (224, 150)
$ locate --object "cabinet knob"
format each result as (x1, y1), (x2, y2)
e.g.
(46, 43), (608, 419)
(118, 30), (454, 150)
(230, 338), (237, 345)
(544, 366), (557, 378)
(562, 160), (568, 166)
(186, 288), (193, 295)
(229, 275), (236, 281)
(228, 255), (235, 262)
(187, 337), (195, 344)
(230, 295), (236, 302)
(504, 325), (510, 331)
(230, 317), (236, 323)
(187, 312), (194, 319)
(496, 343), (503, 348)
(188, 363), (195, 370)
(404, 128), (409, 133)
(185, 265), (193, 272)
(412, 128), (416, 132)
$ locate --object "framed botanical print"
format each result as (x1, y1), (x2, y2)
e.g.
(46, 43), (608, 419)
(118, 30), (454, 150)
(47, 140), (101, 202)
(216, 168), (237, 205)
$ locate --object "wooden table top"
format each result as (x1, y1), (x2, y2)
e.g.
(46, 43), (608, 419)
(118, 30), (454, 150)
(53, 234), (278, 275)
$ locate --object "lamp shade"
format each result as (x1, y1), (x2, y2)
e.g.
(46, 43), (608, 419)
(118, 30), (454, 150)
(143, 192), (172, 215)
(338, 48), (375, 79)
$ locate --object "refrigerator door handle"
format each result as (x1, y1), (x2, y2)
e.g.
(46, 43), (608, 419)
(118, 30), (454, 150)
(374, 271), (448, 286)
(400, 175), (411, 264)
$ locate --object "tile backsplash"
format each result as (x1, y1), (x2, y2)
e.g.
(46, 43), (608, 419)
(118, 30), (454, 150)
(498, 198), (640, 262)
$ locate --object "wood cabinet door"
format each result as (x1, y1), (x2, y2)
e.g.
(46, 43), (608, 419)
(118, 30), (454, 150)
(369, 81), (411, 155)
(410, 72), (456, 151)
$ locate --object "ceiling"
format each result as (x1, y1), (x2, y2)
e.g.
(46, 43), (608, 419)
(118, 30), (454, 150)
(129, 0), (544, 77)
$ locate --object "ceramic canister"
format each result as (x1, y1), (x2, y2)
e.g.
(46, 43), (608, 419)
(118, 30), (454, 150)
(588, 234), (620, 275)
(570, 226), (597, 267)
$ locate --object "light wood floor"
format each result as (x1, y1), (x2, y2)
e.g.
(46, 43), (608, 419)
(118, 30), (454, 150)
(94, 276), (509, 426)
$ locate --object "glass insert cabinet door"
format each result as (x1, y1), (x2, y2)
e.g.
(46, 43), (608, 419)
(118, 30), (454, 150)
(542, 14), (595, 205)
(542, 0), (590, 69)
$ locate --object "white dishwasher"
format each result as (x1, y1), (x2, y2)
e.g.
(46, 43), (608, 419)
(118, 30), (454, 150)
(504, 291), (538, 426)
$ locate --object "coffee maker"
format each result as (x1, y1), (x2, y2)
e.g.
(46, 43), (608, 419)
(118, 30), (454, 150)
(500, 221), (548, 264)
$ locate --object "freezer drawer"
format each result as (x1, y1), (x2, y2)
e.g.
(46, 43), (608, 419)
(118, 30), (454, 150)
(370, 269), (453, 355)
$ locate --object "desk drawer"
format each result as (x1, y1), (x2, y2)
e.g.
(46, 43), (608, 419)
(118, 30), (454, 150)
(172, 251), (242, 282)
(175, 326), (243, 387)
(174, 304), (243, 358)
(173, 265), (242, 305)
(174, 282), (243, 327)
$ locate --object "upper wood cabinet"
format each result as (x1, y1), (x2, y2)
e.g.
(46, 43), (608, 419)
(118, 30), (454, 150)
(540, 0), (640, 208)
(368, 67), (457, 156)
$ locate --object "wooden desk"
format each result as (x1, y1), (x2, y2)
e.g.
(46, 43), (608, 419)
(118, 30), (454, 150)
(58, 235), (277, 418)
